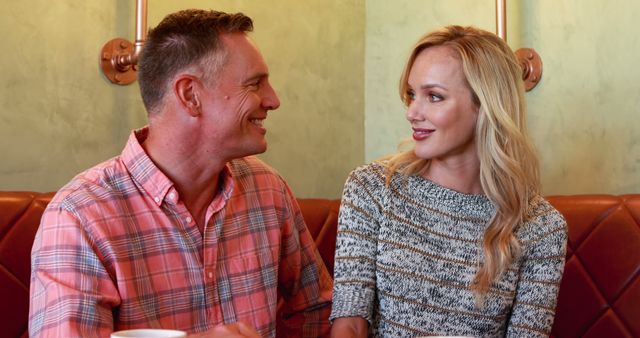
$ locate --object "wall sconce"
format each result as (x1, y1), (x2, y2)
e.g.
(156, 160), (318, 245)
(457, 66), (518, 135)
(100, 0), (148, 85)
(496, 0), (542, 91)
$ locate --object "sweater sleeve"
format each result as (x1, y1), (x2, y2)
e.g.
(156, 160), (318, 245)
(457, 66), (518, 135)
(329, 165), (385, 324)
(506, 209), (568, 337)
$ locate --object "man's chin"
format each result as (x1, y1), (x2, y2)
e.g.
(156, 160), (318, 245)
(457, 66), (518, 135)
(238, 143), (267, 158)
(254, 141), (268, 155)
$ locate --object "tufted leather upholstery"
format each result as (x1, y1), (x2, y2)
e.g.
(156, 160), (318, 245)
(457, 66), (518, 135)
(0, 192), (55, 338)
(546, 195), (640, 338)
(1, 192), (638, 337)
(297, 199), (341, 277)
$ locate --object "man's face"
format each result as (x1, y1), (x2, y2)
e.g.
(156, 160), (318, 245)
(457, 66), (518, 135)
(198, 33), (280, 161)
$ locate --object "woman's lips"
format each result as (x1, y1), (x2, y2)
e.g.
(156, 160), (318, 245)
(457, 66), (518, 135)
(412, 128), (434, 141)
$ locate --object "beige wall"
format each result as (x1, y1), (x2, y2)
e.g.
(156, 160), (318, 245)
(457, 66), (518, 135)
(365, 0), (640, 194)
(0, 0), (364, 198)
(1, 1), (145, 192)
(2, 0), (639, 198)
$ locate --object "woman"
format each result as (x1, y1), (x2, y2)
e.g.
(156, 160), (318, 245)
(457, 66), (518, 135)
(330, 26), (567, 337)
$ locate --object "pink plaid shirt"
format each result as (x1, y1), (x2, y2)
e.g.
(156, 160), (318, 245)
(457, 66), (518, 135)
(29, 128), (332, 338)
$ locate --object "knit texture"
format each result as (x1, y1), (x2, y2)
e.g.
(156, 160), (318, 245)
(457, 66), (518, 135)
(330, 162), (567, 337)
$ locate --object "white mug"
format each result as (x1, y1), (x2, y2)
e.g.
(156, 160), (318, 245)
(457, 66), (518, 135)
(110, 329), (187, 338)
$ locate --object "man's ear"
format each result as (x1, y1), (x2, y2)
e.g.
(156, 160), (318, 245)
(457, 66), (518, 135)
(173, 74), (202, 117)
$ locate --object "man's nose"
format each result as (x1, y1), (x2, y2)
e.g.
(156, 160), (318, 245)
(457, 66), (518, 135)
(262, 83), (280, 110)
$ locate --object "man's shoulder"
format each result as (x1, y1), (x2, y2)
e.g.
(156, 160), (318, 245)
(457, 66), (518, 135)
(48, 156), (128, 212)
(228, 156), (291, 194)
(229, 156), (281, 178)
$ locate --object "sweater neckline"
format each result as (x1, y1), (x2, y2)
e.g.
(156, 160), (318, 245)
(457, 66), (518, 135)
(405, 174), (493, 211)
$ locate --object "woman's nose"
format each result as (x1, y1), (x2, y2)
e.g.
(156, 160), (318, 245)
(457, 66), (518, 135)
(405, 101), (421, 122)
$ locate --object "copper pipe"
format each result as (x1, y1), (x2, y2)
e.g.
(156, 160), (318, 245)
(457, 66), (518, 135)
(114, 0), (147, 70)
(496, 0), (506, 41)
(100, 0), (148, 85)
(495, 0), (542, 91)
(132, 0), (148, 66)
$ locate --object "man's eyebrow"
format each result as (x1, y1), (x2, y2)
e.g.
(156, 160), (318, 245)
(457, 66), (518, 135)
(243, 72), (268, 84)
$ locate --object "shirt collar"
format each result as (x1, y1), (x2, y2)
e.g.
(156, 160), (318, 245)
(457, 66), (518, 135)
(219, 164), (234, 201)
(121, 126), (236, 208)
(121, 127), (174, 206)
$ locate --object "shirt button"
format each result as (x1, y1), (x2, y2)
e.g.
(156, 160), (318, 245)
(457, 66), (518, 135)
(154, 197), (160, 203)
(168, 192), (175, 200)
(186, 216), (192, 223)
(208, 271), (214, 279)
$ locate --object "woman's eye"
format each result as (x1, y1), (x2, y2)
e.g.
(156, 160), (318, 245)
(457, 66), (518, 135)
(406, 90), (416, 101)
(429, 94), (443, 102)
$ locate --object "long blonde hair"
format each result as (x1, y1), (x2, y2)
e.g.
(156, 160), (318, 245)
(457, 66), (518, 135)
(386, 25), (540, 296)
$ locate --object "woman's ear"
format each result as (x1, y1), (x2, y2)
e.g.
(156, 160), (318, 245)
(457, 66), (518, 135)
(173, 75), (202, 117)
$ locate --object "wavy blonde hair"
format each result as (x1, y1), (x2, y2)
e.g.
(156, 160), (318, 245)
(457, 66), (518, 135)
(386, 25), (540, 297)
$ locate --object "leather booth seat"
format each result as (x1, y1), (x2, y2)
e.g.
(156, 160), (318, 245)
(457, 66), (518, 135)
(1, 192), (638, 337)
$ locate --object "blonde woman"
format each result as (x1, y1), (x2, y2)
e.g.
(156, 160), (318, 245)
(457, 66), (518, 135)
(330, 26), (567, 337)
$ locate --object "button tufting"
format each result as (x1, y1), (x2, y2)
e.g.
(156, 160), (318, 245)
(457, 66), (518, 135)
(547, 195), (640, 337)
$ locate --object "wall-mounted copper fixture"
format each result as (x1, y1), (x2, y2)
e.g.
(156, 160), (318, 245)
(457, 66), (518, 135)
(100, 0), (148, 85)
(496, 0), (542, 91)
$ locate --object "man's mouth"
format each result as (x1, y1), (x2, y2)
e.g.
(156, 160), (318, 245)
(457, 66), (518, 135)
(249, 118), (265, 127)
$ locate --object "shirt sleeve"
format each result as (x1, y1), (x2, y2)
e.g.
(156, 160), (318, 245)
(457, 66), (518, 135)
(329, 166), (383, 325)
(29, 205), (120, 338)
(506, 212), (568, 337)
(277, 183), (333, 338)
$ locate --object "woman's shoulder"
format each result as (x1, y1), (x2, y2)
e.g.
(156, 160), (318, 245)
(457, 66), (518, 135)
(518, 194), (568, 245)
(341, 161), (397, 205)
(527, 195), (567, 224)
(347, 161), (389, 185)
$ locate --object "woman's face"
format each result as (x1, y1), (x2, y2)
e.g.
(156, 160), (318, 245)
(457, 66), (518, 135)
(405, 45), (479, 166)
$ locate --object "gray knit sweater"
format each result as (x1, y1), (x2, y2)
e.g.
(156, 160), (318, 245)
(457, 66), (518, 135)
(330, 163), (567, 337)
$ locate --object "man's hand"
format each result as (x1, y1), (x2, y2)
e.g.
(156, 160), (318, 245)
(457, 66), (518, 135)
(187, 322), (261, 338)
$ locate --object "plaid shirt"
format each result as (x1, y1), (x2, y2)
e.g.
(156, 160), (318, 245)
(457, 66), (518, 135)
(29, 127), (332, 338)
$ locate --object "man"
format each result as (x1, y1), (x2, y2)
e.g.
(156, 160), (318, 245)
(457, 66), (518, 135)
(29, 9), (332, 338)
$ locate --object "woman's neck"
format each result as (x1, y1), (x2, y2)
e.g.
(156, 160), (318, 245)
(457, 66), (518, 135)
(423, 158), (483, 195)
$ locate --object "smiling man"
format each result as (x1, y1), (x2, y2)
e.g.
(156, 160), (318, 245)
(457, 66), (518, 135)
(29, 9), (332, 338)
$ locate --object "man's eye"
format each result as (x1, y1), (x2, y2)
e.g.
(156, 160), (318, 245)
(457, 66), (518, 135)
(245, 81), (260, 89)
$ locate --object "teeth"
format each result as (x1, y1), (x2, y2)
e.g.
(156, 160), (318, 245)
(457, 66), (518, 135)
(415, 129), (433, 134)
(249, 119), (264, 126)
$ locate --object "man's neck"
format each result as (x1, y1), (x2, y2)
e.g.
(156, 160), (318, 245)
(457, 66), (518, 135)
(142, 123), (227, 232)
